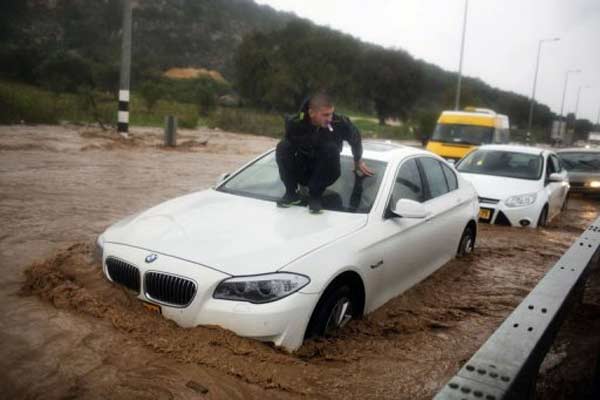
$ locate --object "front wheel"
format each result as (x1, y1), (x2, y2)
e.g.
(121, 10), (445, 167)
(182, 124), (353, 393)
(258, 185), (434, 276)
(305, 284), (355, 339)
(537, 205), (549, 228)
(457, 225), (475, 257)
(561, 192), (569, 212)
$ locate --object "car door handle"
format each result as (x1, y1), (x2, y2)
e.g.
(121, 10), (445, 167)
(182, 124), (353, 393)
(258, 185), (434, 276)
(370, 260), (384, 269)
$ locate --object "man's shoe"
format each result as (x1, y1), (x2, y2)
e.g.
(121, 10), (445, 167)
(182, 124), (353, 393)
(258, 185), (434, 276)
(277, 192), (301, 208)
(308, 196), (323, 214)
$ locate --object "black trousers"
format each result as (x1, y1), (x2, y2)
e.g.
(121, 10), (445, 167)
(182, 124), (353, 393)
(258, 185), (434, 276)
(275, 139), (341, 197)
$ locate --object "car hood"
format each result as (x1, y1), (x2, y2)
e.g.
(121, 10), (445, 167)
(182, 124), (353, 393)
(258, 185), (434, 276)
(103, 190), (367, 276)
(567, 171), (600, 183)
(459, 173), (542, 200)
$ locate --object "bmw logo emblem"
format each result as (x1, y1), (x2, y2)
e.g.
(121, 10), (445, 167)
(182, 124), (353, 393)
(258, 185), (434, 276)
(145, 254), (158, 263)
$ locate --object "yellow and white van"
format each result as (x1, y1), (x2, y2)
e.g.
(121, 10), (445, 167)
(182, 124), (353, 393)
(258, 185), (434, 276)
(426, 108), (510, 162)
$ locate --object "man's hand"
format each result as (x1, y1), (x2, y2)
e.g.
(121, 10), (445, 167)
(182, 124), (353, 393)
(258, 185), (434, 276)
(354, 159), (374, 177)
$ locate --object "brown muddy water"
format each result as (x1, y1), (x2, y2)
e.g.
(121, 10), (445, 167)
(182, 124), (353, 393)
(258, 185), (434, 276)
(1, 125), (598, 399)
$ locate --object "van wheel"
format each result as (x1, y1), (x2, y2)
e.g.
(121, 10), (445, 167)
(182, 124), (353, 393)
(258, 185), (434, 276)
(457, 225), (475, 257)
(537, 205), (549, 228)
(305, 284), (355, 339)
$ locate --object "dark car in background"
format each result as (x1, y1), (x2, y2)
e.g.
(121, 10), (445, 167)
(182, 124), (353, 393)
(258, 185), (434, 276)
(557, 148), (600, 195)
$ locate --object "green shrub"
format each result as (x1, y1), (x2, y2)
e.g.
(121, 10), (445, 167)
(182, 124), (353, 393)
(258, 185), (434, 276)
(129, 97), (198, 129)
(352, 117), (415, 140)
(209, 108), (284, 138)
(0, 81), (58, 124)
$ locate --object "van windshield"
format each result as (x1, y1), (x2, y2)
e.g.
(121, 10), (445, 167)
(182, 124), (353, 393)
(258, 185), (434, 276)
(431, 124), (494, 145)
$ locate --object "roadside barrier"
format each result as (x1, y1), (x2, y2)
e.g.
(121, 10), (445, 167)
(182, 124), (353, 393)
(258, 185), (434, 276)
(434, 217), (600, 400)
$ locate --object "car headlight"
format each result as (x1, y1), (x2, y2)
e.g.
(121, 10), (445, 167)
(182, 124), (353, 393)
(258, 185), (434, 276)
(587, 181), (600, 188)
(95, 234), (105, 266)
(504, 193), (537, 208)
(213, 273), (310, 304)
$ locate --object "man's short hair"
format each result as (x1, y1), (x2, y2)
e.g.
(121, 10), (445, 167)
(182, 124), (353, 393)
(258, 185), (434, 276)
(308, 92), (333, 111)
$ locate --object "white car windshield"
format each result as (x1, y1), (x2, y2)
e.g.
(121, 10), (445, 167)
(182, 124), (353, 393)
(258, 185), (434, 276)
(217, 151), (387, 213)
(457, 149), (543, 180)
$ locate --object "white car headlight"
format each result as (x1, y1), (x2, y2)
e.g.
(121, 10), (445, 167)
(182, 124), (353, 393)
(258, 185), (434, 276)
(588, 181), (600, 188)
(213, 273), (310, 304)
(504, 193), (537, 208)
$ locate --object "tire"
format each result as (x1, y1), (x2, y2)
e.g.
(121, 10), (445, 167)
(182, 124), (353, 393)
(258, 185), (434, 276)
(305, 284), (356, 339)
(537, 205), (549, 228)
(457, 225), (475, 257)
(561, 193), (569, 212)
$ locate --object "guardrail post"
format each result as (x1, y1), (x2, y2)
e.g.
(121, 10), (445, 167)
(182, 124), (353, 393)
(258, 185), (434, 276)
(164, 115), (177, 147)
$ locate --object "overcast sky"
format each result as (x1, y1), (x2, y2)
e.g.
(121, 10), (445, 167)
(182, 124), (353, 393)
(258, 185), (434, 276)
(255, 0), (600, 124)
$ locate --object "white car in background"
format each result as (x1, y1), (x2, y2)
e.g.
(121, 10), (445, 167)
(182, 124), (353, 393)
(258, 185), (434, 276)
(96, 142), (479, 351)
(455, 144), (569, 228)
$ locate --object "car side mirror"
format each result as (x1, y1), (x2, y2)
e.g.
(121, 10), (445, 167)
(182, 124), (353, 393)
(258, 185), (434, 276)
(391, 199), (430, 218)
(548, 173), (564, 183)
(215, 172), (230, 187)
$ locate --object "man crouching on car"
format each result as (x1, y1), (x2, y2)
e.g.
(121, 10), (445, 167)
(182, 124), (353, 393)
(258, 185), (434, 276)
(275, 92), (374, 213)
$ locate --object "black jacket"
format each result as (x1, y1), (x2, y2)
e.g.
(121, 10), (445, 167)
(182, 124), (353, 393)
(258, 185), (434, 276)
(284, 112), (363, 162)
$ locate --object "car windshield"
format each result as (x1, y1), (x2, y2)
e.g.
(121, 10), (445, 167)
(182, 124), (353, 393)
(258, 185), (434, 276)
(456, 149), (543, 180)
(557, 152), (600, 172)
(432, 123), (494, 145)
(217, 151), (387, 213)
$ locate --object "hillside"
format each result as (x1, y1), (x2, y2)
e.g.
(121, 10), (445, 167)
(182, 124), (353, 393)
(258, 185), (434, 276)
(3, 0), (586, 136)
(1, 0), (295, 81)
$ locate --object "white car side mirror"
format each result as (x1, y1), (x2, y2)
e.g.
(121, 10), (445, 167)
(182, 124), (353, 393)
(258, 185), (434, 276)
(548, 173), (564, 183)
(215, 172), (230, 187)
(391, 199), (430, 218)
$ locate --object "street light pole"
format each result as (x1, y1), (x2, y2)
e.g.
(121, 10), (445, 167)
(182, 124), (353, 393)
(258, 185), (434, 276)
(527, 37), (559, 133)
(454, 0), (468, 110)
(574, 85), (591, 119)
(559, 69), (581, 120)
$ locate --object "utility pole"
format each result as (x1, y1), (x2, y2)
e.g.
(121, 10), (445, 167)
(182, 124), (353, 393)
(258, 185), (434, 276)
(526, 37), (559, 134)
(574, 85), (591, 119)
(454, 0), (468, 110)
(559, 69), (580, 120)
(118, 0), (132, 138)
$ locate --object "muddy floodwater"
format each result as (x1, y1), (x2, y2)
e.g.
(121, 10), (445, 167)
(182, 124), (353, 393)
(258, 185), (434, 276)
(1, 125), (598, 399)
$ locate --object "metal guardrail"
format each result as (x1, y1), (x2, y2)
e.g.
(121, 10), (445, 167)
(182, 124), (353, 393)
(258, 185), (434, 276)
(434, 217), (600, 400)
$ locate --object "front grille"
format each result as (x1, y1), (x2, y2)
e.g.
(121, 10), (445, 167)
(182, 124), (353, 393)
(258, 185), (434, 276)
(145, 272), (197, 307)
(569, 182), (585, 187)
(106, 257), (141, 293)
(478, 196), (500, 204)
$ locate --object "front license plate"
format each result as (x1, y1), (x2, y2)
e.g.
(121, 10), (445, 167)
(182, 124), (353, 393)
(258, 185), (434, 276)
(142, 301), (161, 314)
(478, 208), (492, 220)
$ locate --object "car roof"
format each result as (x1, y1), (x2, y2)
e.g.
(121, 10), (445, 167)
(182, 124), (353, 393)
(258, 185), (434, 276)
(475, 144), (548, 156)
(556, 147), (600, 154)
(341, 140), (432, 162)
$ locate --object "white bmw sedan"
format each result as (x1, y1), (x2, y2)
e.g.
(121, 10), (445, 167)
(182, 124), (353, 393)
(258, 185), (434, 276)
(97, 142), (479, 351)
(456, 144), (569, 228)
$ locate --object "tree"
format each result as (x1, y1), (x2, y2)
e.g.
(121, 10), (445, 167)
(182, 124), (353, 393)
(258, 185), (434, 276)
(34, 50), (94, 93)
(140, 81), (164, 112)
(357, 47), (422, 125)
(194, 78), (218, 116)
